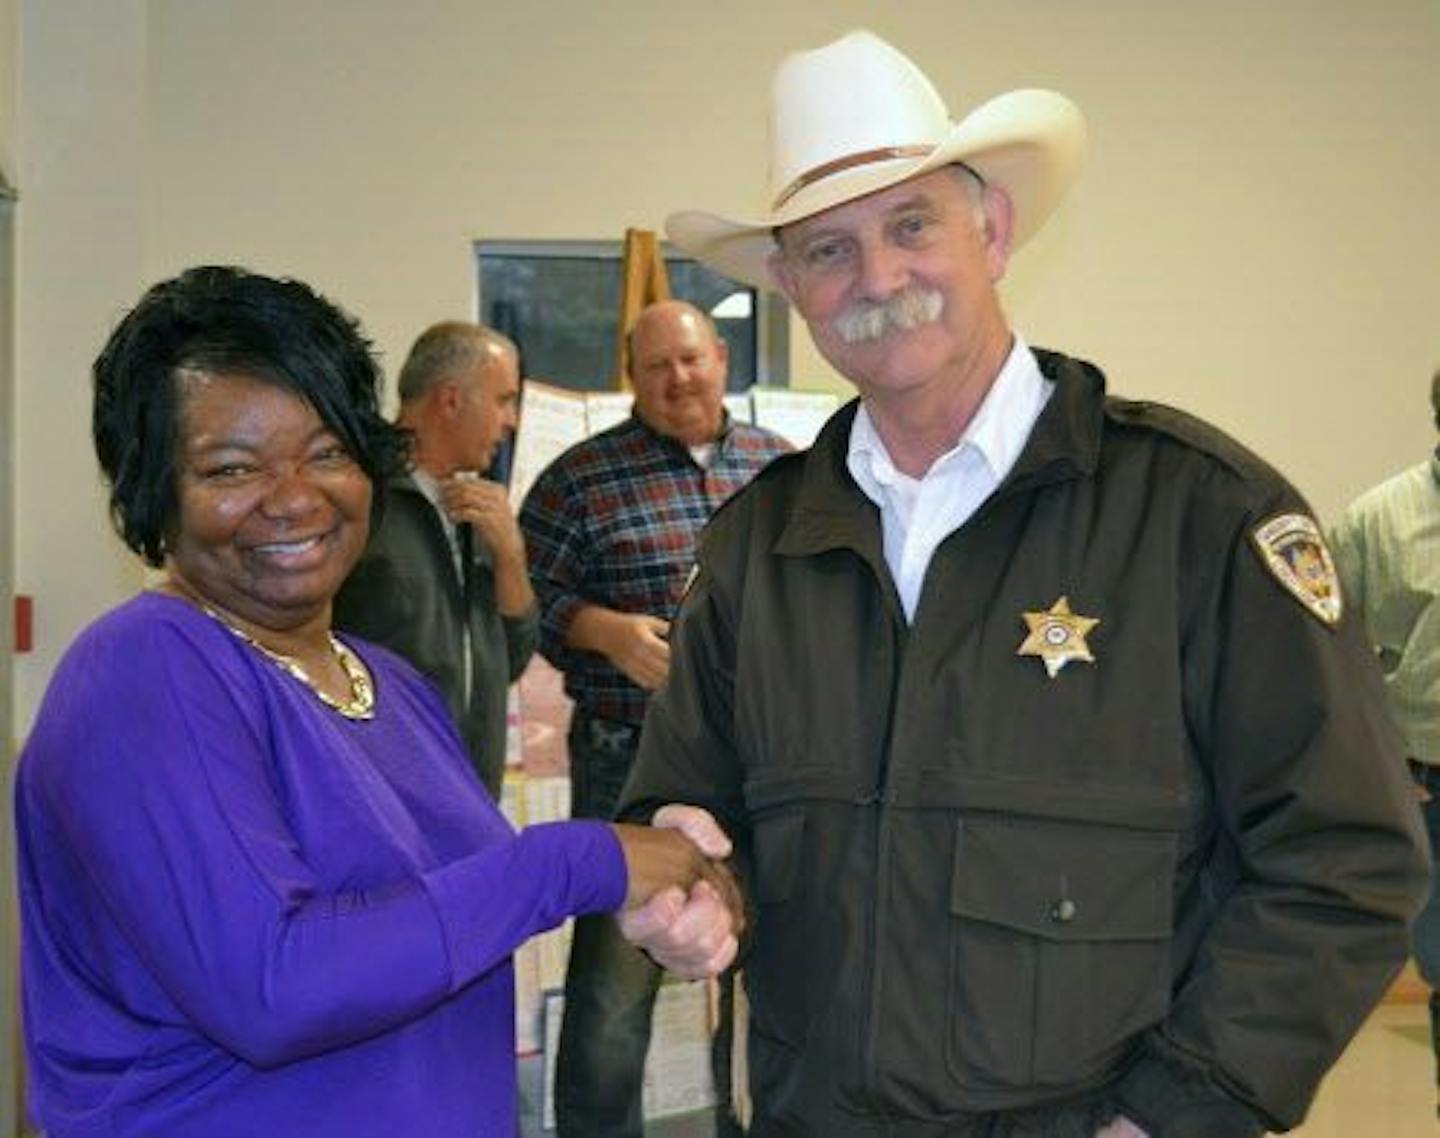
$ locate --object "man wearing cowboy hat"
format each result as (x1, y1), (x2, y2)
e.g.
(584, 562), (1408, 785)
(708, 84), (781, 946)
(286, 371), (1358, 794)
(616, 29), (1426, 1138)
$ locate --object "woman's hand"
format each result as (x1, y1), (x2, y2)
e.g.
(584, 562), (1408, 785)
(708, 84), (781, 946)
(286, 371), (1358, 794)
(610, 822), (734, 910)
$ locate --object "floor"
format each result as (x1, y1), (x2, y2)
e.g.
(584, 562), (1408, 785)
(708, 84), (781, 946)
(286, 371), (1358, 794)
(521, 1002), (1437, 1136)
(1290, 1001), (1435, 1136)
(517, 1055), (715, 1137)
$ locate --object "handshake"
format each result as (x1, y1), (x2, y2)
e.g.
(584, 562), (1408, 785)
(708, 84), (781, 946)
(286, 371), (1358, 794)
(609, 805), (743, 980)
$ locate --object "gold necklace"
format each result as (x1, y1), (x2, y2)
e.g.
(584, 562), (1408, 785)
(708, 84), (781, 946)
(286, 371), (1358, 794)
(193, 599), (376, 721)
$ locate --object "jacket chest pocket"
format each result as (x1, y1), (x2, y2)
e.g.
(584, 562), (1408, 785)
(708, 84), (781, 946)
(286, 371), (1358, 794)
(944, 813), (1176, 1088)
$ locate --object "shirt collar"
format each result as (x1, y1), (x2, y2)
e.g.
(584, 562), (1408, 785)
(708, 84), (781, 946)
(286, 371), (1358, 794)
(631, 408), (733, 463)
(846, 335), (1051, 496)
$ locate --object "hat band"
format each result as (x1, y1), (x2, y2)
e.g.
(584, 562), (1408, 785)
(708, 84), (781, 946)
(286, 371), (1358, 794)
(772, 144), (936, 211)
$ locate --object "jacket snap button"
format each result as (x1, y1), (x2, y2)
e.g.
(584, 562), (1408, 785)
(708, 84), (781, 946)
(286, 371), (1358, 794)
(1050, 898), (1078, 923)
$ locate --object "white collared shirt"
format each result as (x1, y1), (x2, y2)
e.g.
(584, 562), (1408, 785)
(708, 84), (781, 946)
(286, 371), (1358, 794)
(846, 337), (1053, 622)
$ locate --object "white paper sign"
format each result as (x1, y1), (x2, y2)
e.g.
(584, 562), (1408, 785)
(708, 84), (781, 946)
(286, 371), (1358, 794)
(509, 382), (589, 509)
(750, 387), (839, 449)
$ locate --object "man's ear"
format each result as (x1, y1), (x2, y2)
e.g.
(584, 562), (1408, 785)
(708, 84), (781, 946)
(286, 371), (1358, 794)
(435, 377), (465, 418)
(981, 186), (1015, 281)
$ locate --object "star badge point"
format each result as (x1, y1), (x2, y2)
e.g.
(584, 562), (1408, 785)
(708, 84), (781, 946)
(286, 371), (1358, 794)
(1017, 596), (1099, 678)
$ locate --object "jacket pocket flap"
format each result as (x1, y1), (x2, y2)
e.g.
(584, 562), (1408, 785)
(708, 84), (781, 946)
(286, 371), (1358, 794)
(949, 814), (1175, 942)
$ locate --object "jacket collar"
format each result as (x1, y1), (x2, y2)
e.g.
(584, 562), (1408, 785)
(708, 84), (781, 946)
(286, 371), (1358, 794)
(775, 349), (1107, 559)
(392, 470), (429, 500)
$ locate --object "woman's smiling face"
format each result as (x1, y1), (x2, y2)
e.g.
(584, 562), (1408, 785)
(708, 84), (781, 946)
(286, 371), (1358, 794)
(166, 370), (372, 634)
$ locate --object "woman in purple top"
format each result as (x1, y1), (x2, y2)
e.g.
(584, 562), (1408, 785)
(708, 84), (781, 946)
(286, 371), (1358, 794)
(15, 267), (738, 1137)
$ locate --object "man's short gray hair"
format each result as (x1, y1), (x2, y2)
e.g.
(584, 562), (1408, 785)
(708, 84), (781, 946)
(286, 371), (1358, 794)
(397, 322), (516, 403)
(948, 163), (991, 233)
(949, 162), (987, 201)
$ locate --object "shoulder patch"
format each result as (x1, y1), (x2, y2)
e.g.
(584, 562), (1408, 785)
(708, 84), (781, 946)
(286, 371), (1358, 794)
(1248, 513), (1343, 627)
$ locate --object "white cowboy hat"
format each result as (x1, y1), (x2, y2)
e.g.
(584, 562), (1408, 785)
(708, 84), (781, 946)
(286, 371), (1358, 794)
(665, 30), (1086, 290)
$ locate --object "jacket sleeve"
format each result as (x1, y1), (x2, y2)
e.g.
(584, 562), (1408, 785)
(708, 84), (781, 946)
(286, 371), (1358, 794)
(501, 604), (541, 682)
(624, 571), (742, 795)
(1114, 492), (1428, 1136)
(618, 541), (756, 918)
(24, 618), (626, 1070)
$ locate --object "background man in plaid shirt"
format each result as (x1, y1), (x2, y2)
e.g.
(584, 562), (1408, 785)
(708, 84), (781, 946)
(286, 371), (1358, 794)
(519, 298), (789, 1138)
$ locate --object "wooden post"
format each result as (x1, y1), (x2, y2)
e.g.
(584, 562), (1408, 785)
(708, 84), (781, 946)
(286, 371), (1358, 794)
(614, 228), (672, 389)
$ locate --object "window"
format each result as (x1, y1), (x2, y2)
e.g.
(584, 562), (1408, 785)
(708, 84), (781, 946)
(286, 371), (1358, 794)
(475, 240), (789, 393)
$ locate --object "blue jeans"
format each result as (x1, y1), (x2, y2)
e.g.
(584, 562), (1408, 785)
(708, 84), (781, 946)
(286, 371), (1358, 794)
(1408, 761), (1440, 1090)
(1405, 766), (1440, 1094)
(1412, 763), (1440, 990)
(554, 711), (741, 1137)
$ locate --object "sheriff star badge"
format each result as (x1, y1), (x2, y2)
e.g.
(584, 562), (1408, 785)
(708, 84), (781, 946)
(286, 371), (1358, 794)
(1016, 596), (1100, 679)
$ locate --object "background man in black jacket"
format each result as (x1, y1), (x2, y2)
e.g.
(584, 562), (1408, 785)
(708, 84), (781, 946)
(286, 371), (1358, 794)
(335, 321), (537, 798)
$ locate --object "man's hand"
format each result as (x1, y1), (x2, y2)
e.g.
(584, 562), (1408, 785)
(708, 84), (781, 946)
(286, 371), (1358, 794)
(440, 475), (535, 615)
(608, 613), (671, 690)
(568, 608), (671, 690)
(621, 882), (738, 979)
(1095, 1116), (1148, 1138)
(440, 476), (525, 564)
(652, 803), (732, 858)
(616, 805), (742, 980)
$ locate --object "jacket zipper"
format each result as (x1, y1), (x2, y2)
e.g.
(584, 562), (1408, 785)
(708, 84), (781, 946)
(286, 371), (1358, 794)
(859, 599), (906, 1117)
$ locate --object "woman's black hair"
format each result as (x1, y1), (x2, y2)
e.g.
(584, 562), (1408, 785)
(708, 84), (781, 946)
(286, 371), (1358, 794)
(92, 265), (410, 566)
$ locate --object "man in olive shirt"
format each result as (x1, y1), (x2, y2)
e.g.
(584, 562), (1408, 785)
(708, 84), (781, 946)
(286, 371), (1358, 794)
(1330, 366), (1440, 1111)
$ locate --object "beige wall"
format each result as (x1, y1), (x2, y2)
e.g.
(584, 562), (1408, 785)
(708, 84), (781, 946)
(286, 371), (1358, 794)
(2, 3), (16, 1132)
(10, 4), (150, 1123)
(11, 0), (1440, 726)
(0, 0), (15, 193)
(14, 0), (147, 741)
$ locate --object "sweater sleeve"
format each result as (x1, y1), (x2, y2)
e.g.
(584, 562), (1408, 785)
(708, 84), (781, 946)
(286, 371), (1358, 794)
(23, 612), (625, 1070)
(1325, 503), (1371, 637)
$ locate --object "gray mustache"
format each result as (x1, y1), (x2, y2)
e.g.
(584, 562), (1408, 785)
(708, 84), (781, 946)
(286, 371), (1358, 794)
(833, 289), (944, 344)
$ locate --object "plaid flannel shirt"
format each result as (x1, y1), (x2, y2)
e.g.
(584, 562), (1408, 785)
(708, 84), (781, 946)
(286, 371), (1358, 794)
(518, 413), (792, 724)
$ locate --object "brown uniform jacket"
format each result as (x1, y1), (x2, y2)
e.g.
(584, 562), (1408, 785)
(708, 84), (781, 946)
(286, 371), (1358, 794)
(622, 350), (1427, 1138)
